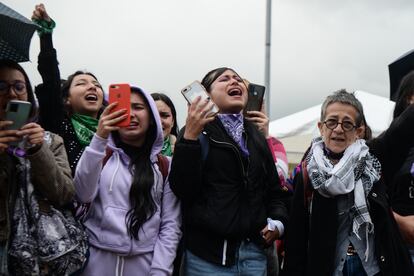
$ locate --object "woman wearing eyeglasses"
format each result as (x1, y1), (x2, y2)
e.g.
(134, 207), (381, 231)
(0, 59), (74, 274)
(0, 61), (44, 151)
(282, 90), (414, 276)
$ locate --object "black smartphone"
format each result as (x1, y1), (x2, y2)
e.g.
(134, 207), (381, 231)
(244, 83), (265, 113)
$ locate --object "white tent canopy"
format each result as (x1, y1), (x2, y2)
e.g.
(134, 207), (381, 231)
(269, 90), (395, 139)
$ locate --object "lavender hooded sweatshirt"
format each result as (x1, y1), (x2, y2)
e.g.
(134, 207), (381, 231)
(74, 87), (181, 276)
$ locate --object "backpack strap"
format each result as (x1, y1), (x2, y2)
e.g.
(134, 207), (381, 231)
(102, 148), (113, 167)
(156, 154), (169, 183)
(102, 149), (169, 183)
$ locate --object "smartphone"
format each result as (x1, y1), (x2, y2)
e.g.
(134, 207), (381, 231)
(5, 100), (32, 130)
(5, 100), (32, 146)
(244, 83), (265, 113)
(108, 84), (131, 127)
(181, 81), (219, 116)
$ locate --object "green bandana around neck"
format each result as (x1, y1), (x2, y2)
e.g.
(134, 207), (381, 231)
(71, 114), (99, 147)
(161, 136), (173, 156)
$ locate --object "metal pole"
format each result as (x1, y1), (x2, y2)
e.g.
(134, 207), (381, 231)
(264, 0), (272, 118)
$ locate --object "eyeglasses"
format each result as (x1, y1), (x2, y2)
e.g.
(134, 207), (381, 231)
(324, 119), (357, 132)
(0, 81), (27, 96)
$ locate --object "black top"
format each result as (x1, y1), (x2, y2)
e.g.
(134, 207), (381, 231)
(282, 171), (414, 276)
(169, 118), (290, 266)
(368, 105), (414, 190)
(59, 117), (86, 175)
(282, 105), (414, 276)
(34, 33), (84, 176)
(390, 146), (414, 215)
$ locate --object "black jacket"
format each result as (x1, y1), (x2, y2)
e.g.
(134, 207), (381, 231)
(372, 104), (414, 216)
(282, 105), (414, 276)
(368, 105), (414, 191)
(390, 146), (414, 216)
(283, 173), (414, 276)
(169, 118), (290, 266)
(34, 33), (85, 176)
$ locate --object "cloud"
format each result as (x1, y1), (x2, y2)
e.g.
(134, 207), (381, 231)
(5, 0), (414, 125)
(269, 1), (414, 118)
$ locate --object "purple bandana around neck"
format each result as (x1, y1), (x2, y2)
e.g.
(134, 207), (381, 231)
(218, 113), (249, 156)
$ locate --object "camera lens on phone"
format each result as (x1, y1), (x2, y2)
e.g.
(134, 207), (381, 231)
(10, 103), (18, 112)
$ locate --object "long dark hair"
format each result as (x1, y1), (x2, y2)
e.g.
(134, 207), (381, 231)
(393, 70), (414, 118)
(151, 92), (179, 136)
(114, 87), (158, 240)
(61, 70), (106, 116)
(0, 59), (37, 119)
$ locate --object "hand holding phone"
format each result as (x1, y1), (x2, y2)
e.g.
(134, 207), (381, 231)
(0, 121), (19, 151)
(181, 81), (218, 140)
(245, 110), (270, 137)
(5, 100), (32, 130)
(108, 84), (131, 127)
(181, 81), (219, 116)
(4, 100), (32, 146)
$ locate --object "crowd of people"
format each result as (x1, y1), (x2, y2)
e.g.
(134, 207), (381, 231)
(1, 3), (414, 276)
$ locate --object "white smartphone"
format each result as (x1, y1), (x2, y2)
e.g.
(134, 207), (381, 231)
(181, 81), (219, 116)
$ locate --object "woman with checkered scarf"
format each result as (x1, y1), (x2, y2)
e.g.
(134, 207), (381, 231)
(282, 90), (414, 276)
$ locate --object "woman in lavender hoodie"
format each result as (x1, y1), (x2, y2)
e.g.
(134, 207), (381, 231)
(74, 86), (181, 276)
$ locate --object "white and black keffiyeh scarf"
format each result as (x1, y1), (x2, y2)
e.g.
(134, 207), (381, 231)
(306, 137), (381, 260)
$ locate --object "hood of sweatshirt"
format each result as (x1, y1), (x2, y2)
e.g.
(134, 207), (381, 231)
(107, 86), (163, 162)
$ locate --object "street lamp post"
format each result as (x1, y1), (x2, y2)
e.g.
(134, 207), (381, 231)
(265, 0), (272, 118)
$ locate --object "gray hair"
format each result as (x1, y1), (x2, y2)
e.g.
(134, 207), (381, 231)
(320, 89), (364, 126)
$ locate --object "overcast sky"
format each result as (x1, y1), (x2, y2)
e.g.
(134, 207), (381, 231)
(5, 0), (414, 126)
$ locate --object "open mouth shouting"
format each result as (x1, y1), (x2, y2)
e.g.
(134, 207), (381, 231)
(228, 87), (243, 97)
(85, 93), (99, 103)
